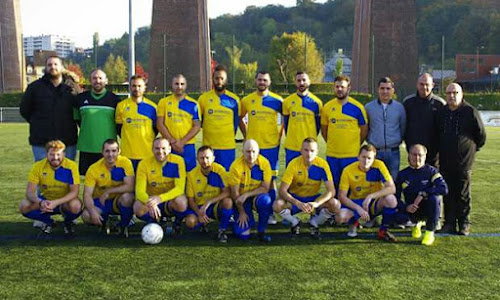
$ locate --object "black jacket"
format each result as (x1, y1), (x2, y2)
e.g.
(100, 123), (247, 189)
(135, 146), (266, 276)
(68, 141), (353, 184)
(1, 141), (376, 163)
(437, 101), (486, 172)
(20, 74), (78, 146)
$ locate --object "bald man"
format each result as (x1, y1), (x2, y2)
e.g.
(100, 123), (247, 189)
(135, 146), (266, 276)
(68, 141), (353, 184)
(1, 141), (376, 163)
(228, 139), (273, 242)
(436, 83), (486, 235)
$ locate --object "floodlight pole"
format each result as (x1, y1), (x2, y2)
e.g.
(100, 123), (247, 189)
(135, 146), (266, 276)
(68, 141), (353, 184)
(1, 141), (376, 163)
(128, 0), (135, 81)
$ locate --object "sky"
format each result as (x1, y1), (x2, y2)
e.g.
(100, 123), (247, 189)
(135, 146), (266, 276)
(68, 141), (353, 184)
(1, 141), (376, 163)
(20, 0), (327, 48)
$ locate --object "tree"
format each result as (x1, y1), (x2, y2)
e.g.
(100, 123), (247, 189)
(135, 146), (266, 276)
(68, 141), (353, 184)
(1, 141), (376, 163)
(66, 63), (85, 84)
(225, 45), (258, 87)
(269, 31), (324, 83)
(103, 54), (128, 84)
(135, 62), (149, 82)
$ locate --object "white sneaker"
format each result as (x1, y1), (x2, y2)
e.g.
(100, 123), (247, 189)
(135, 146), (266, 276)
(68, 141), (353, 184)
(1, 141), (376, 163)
(363, 219), (376, 228)
(347, 224), (358, 237)
(33, 220), (46, 229)
(267, 215), (278, 225)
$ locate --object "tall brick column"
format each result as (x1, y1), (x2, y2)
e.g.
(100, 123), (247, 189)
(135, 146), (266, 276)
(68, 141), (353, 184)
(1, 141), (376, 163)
(149, 0), (211, 93)
(0, 0), (25, 92)
(351, 0), (418, 96)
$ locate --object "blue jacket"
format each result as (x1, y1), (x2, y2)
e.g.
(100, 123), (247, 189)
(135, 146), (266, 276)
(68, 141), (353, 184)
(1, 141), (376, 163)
(365, 99), (406, 149)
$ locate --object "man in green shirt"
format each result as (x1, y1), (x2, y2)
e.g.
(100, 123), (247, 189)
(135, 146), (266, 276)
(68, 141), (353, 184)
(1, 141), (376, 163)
(74, 69), (121, 175)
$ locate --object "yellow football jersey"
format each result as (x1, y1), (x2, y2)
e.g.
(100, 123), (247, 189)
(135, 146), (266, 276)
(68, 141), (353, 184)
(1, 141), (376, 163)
(135, 154), (186, 203)
(339, 159), (392, 200)
(28, 158), (80, 201)
(241, 91), (283, 149)
(321, 97), (368, 158)
(282, 92), (323, 151)
(157, 94), (200, 144)
(84, 155), (134, 199)
(281, 156), (332, 198)
(198, 89), (241, 149)
(115, 97), (157, 160)
(228, 155), (272, 195)
(186, 162), (228, 205)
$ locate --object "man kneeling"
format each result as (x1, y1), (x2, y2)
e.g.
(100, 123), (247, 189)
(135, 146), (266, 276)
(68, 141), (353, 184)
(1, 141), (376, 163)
(185, 146), (233, 243)
(337, 144), (399, 242)
(274, 138), (340, 239)
(133, 138), (188, 235)
(81, 139), (135, 237)
(19, 140), (81, 236)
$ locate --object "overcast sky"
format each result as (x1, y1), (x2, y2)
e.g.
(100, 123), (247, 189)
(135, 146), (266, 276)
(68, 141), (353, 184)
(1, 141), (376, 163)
(20, 0), (327, 48)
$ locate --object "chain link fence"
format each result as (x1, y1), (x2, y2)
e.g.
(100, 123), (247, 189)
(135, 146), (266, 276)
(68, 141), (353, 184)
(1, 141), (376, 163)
(0, 107), (24, 123)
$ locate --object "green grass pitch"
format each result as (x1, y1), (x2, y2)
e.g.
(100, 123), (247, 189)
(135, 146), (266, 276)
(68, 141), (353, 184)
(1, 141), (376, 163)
(1, 123), (500, 299)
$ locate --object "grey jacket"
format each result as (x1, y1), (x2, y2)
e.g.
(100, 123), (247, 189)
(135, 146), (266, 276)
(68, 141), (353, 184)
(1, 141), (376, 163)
(365, 99), (406, 149)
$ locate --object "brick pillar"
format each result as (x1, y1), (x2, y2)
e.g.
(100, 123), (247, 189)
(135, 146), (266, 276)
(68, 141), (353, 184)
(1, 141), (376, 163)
(149, 0), (211, 93)
(0, 0), (25, 92)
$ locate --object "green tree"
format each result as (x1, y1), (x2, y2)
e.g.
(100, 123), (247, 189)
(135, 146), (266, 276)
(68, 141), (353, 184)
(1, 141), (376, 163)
(269, 31), (324, 83)
(103, 54), (128, 84)
(225, 45), (258, 87)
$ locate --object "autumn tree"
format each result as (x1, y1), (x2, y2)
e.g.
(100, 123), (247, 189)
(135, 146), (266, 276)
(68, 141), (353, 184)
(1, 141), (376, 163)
(103, 54), (128, 84)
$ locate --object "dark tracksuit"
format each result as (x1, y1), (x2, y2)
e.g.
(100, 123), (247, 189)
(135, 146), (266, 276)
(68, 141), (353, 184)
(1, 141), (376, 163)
(395, 164), (448, 231)
(436, 101), (486, 228)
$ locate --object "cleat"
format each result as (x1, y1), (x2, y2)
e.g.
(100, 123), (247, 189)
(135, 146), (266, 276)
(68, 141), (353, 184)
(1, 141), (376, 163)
(310, 226), (321, 240)
(282, 219), (291, 227)
(290, 223), (300, 236)
(33, 220), (46, 229)
(421, 231), (435, 246)
(63, 222), (75, 236)
(393, 223), (406, 230)
(438, 223), (456, 234)
(412, 221), (424, 239)
(37, 224), (53, 238)
(377, 229), (397, 242)
(217, 230), (228, 243)
(200, 224), (209, 233)
(458, 223), (470, 236)
(363, 219), (376, 228)
(258, 232), (271, 243)
(327, 216), (336, 226)
(267, 215), (278, 225)
(128, 218), (136, 227)
(117, 226), (129, 238)
(347, 224), (358, 237)
(172, 224), (182, 236)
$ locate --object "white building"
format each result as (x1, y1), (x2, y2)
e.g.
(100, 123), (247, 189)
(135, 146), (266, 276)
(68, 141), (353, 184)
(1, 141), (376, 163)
(323, 50), (352, 82)
(24, 35), (75, 58)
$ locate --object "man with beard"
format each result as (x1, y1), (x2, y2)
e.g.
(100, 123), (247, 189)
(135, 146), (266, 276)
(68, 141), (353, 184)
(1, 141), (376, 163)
(240, 71), (283, 224)
(283, 72), (323, 166)
(157, 74), (201, 172)
(198, 65), (242, 171)
(403, 73), (445, 167)
(115, 75), (158, 171)
(19, 140), (82, 236)
(74, 69), (120, 175)
(321, 75), (368, 189)
(81, 139), (135, 237)
(134, 138), (188, 235)
(21, 56), (79, 161)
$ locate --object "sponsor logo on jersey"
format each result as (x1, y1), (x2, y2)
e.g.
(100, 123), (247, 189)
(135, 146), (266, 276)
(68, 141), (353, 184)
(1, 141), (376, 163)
(167, 112), (173, 117)
(197, 192), (203, 198)
(251, 110), (256, 116)
(208, 109), (214, 115)
(126, 118), (132, 123)
(331, 118), (336, 124)
(151, 182), (157, 187)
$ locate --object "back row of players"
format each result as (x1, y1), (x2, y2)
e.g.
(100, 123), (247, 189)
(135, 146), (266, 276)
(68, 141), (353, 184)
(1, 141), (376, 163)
(19, 58), (486, 245)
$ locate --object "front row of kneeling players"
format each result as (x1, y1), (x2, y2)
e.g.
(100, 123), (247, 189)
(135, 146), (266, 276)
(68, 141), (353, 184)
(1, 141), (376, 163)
(20, 137), (448, 245)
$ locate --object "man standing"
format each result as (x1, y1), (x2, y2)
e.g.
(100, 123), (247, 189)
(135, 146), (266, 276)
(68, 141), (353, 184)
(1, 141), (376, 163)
(283, 72), (323, 166)
(74, 69), (120, 175)
(321, 75), (368, 188)
(437, 83), (486, 235)
(20, 56), (79, 161)
(157, 74), (201, 172)
(198, 65), (242, 171)
(229, 139), (273, 242)
(115, 75), (157, 171)
(81, 139), (135, 237)
(133, 138), (188, 235)
(274, 138), (339, 239)
(240, 71), (283, 223)
(19, 140), (81, 236)
(395, 144), (448, 246)
(365, 77), (406, 180)
(185, 146), (233, 243)
(403, 73), (445, 167)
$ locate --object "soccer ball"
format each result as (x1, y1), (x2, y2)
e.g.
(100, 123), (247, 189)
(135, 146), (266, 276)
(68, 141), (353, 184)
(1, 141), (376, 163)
(141, 223), (164, 245)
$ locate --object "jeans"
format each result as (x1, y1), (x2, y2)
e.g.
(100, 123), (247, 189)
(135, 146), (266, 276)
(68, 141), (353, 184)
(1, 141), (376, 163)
(376, 149), (400, 180)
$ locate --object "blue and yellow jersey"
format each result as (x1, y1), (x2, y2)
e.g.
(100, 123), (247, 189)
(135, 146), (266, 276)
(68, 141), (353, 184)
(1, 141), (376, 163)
(198, 89), (241, 149)
(157, 94), (200, 144)
(339, 159), (392, 200)
(115, 97), (157, 160)
(282, 92), (323, 151)
(281, 156), (332, 198)
(321, 97), (368, 158)
(135, 154), (186, 204)
(186, 162), (228, 205)
(228, 155), (272, 195)
(28, 158), (80, 201)
(241, 91), (283, 149)
(84, 155), (134, 199)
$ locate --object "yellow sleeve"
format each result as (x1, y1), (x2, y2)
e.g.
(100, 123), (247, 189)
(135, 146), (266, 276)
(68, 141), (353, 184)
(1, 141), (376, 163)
(322, 160), (333, 182)
(227, 163), (241, 187)
(262, 158), (272, 185)
(282, 98), (290, 116)
(84, 167), (97, 188)
(377, 161), (393, 183)
(186, 172), (195, 198)
(339, 167), (350, 192)
(135, 161), (149, 203)
(123, 158), (135, 177)
(157, 98), (166, 117)
(360, 105), (368, 125)
(71, 162), (81, 185)
(159, 159), (186, 202)
(115, 102), (123, 124)
(240, 97), (248, 116)
(281, 162), (295, 185)
(28, 163), (40, 185)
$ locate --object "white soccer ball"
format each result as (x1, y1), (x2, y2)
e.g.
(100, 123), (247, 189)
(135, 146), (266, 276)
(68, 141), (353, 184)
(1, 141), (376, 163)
(141, 223), (164, 245)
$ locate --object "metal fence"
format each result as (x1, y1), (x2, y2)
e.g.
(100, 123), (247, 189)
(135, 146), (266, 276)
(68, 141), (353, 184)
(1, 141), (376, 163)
(0, 107), (24, 123)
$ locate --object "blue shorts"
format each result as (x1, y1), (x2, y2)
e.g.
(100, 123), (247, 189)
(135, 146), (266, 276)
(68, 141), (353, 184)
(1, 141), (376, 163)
(327, 156), (357, 187)
(285, 149), (301, 166)
(185, 202), (220, 220)
(290, 193), (321, 215)
(93, 198), (120, 216)
(341, 198), (381, 220)
(172, 143), (196, 172)
(213, 149), (235, 171)
(260, 146), (280, 177)
(130, 159), (141, 172)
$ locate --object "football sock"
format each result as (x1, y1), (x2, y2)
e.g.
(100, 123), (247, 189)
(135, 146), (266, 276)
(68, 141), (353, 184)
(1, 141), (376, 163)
(23, 209), (54, 226)
(255, 194), (272, 233)
(381, 207), (397, 231)
(219, 207), (233, 230)
(117, 203), (133, 228)
(310, 208), (333, 227)
(279, 209), (299, 227)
